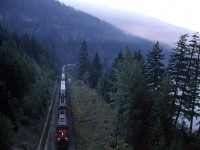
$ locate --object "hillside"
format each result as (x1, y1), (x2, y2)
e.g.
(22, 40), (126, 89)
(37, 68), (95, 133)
(61, 0), (195, 46)
(0, 26), (57, 149)
(0, 0), (165, 64)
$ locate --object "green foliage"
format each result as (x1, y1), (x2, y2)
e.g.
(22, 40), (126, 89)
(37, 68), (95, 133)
(110, 49), (151, 149)
(167, 34), (189, 122)
(97, 73), (110, 102)
(169, 139), (185, 150)
(183, 34), (200, 135)
(133, 49), (145, 74)
(82, 71), (91, 86)
(108, 39), (200, 149)
(88, 52), (102, 88)
(0, 26), (56, 147)
(78, 40), (90, 78)
(167, 33), (200, 135)
(0, 114), (14, 150)
(107, 50), (124, 103)
(20, 142), (29, 150)
(133, 49), (144, 63)
(148, 93), (167, 150)
(75, 34), (200, 149)
(78, 42), (102, 88)
(23, 79), (51, 117)
(145, 41), (165, 91)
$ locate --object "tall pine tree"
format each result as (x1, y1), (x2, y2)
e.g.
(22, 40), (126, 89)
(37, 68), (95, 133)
(174, 34), (196, 128)
(167, 34), (189, 122)
(168, 33), (200, 134)
(145, 41), (165, 91)
(89, 52), (102, 88)
(183, 33), (200, 134)
(78, 40), (90, 78)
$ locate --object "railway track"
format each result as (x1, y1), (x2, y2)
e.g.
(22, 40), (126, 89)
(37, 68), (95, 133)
(37, 82), (58, 150)
(38, 67), (76, 150)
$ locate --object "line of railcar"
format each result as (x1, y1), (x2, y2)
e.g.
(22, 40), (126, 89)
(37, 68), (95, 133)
(56, 66), (69, 148)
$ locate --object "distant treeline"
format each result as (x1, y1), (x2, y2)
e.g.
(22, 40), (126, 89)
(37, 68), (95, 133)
(0, 26), (58, 149)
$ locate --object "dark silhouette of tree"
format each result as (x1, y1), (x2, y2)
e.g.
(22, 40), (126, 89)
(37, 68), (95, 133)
(145, 41), (165, 91)
(183, 33), (200, 135)
(173, 34), (196, 128)
(148, 74), (173, 149)
(78, 40), (90, 78)
(168, 33), (200, 135)
(167, 34), (189, 122)
(89, 52), (102, 88)
(133, 49), (143, 62)
(109, 50), (124, 93)
(133, 49), (145, 74)
(0, 114), (13, 150)
(97, 73), (109, 106)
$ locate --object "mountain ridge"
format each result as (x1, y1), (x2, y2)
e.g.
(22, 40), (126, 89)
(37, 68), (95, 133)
(0, 0), (169, 64)
(61, 0), (195, 45)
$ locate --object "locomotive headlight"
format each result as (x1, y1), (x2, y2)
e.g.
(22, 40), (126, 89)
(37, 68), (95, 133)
(62, 132), (63, 136)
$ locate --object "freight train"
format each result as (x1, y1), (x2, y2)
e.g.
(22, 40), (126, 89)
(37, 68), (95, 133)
(56, 66), (69, 148)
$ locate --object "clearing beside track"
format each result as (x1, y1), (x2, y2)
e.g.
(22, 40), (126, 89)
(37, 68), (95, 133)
(68, 75), (119, 150)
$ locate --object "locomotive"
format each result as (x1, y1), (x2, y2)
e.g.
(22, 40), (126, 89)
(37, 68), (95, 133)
(56, 66), (69, 147)
(56, 113), (69, 146)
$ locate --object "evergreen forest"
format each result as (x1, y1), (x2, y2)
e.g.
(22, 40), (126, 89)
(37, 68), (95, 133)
(77, 35), (200, 149)
(0, 26), (57, 149)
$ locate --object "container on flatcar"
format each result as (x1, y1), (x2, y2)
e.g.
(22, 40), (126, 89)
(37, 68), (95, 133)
(60, 81), (66, 97)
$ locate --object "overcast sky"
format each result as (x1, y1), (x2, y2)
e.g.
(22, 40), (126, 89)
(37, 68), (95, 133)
(59, 0), (200, 33)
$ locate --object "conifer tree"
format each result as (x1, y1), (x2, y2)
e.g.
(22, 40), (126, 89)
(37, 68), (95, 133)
(97, 73), (109, 105)
(173, 34), (196, 128)
(78, 40), (90, 78)
(89, 52), (102, 88)
(168, 33), (200, 134)
(133, 49), (143, 62)
(110, 49), (151, 149)
(133, 49), (145, 74)
(183, 33), (200, 134)
(145, 41), (165, 91)
(0, 27), (57, 148)
(167, 34), (189, 121)
(148, 76), (172, 149)
(109, 50), (124, 86)
(0, 115), (13, 150)
(105, 50), (124, 103)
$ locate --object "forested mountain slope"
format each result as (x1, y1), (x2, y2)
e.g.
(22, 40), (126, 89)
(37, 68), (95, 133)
(0, 0), (165, 64)
(0, 26), (57, 149)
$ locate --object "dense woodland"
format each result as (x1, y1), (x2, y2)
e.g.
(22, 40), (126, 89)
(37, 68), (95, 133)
(0, 26), (58, 149)
(77, 34), (200, 149)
